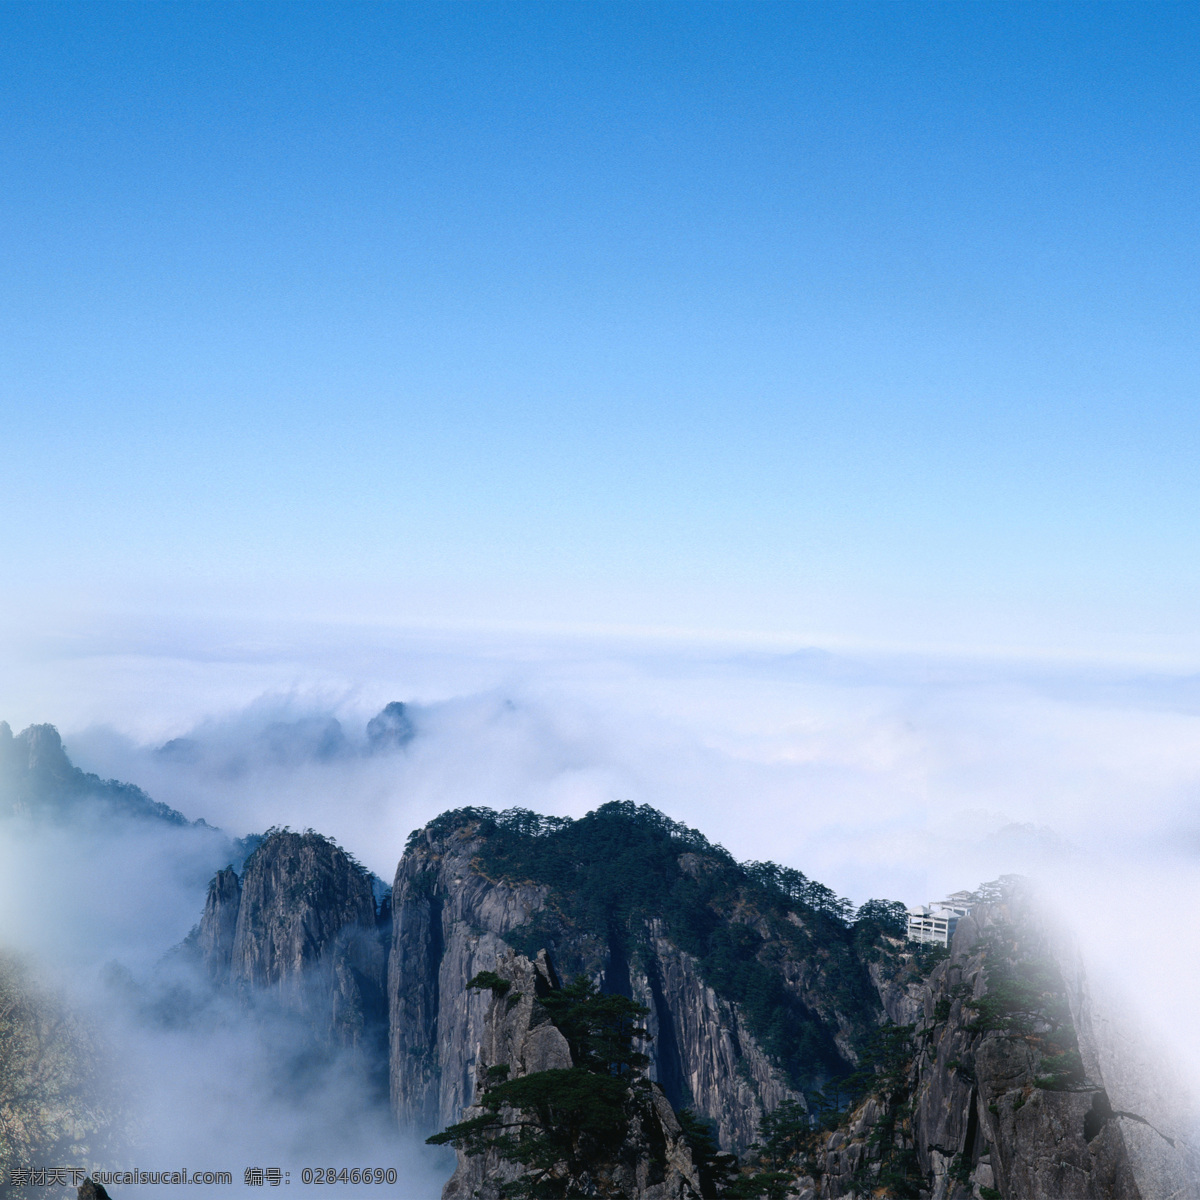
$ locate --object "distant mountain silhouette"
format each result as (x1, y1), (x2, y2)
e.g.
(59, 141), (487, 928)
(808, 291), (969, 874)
(0, 722), (192, 825)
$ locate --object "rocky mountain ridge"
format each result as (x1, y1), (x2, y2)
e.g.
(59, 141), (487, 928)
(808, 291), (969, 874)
(193, 806), (1200, 1198)
(0, 704), (416, 830)
(786, 893), (1200, 1200)
(6, 723), (1194, 1199)
(0, 722), (192, 825)
(194, 829), (390, 1064)
(386, 804), (888, 1156)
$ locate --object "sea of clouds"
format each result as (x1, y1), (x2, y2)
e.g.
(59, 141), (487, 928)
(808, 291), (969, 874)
(3, 616), (1200, 1192)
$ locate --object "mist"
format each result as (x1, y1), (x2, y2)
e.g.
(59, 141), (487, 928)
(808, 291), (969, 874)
(93, 953), (452, 1198)
(50, 629), (1200, 905)
(0, 794), (449, 1196)
(4, 622), (1200, 1189)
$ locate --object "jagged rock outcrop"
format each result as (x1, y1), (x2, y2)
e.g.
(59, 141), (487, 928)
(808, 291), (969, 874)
(388, 808), (858, 1154)
(367, 701), (415, 752)
(0, 721), (190, 824)
(901, 904), (1144, 1199)
(911, 900), (1199, 1200)
(390, 819), (552, 1133)
(867, 954), (926, 1028)
(790, 1093), (889, 1199)
(439, 950), (702, 1200)
(77, 1181), (112, 1200)
(177, 796), (1200, 1199)
(198, 867), (241, 982)
(796, 891), (1200, 1199)
(198, 830), (389, 1052)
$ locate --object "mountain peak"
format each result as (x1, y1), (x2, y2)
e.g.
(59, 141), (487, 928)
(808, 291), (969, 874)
(366, 701), (414, 752)
(0, 719), (191, 826)
(15, 723), (71, 777)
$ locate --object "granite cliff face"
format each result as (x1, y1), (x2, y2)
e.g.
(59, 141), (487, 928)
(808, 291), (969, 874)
(388, 805), (887, 1156)
(389, 817), (551, 1133)
(181, 803), (1200, 1199)
(792, 891), (1200, 1199)
(438, 949), (703, 1200)
(197, 830), (389, 1055)
(630, 918), (803, 1153)
(903, 903), (1142, 1200)
(198, 867), (241, 982)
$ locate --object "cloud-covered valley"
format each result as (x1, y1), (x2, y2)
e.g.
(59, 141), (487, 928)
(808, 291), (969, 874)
(4, 622), (1200, 1192)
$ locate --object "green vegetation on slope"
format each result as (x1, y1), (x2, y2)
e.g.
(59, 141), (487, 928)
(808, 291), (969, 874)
(414, 802), (905, 1098)
(0, 954), (126, 1196)
(428, 975), (660, 1199)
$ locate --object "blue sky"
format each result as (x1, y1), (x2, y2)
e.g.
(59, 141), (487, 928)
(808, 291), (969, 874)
(3, 2), (1198, 661)
(5, 7), (1200, 1142)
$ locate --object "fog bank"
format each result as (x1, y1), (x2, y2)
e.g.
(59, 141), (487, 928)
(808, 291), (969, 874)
(4, 619), (1200, 1181)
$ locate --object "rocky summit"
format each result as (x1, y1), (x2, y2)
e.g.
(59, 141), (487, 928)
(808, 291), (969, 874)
(184, 799), (1200, 1197)
(0, 722), (191, 825)
(388, 804), (881, 1153)
(197, 828), (390, 1058)
(9, 722), (1188, 1200)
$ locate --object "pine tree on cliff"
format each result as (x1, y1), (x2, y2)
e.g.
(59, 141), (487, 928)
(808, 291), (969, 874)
(428, 974), (654, 1198)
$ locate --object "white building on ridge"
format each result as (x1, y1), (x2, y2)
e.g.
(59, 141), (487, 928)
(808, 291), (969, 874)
(907, 892), (975, 947)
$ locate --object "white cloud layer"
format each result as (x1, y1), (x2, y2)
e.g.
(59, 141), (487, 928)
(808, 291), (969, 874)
(3, 617), (1200, 1183)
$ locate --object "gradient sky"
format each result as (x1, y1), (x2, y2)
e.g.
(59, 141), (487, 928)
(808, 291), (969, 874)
(3, 2), (1198, 662)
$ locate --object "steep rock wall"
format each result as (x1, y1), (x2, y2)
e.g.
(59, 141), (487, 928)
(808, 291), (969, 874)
(388, 820), (806, 1154)
(904, 908), (1142, 1200)
(802, 897), (1199, 1200)
(439, 950), (702, 1200)
(911, 902), (1186, 1200)
(198, 831), (388, 1053)
(197, 867), (240, 982)
(634, 920), (803, 1153)
(389, 823), (552, 1132)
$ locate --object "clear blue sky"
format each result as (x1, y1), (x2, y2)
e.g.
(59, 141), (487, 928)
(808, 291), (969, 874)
(3, 2), (1198, 661)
